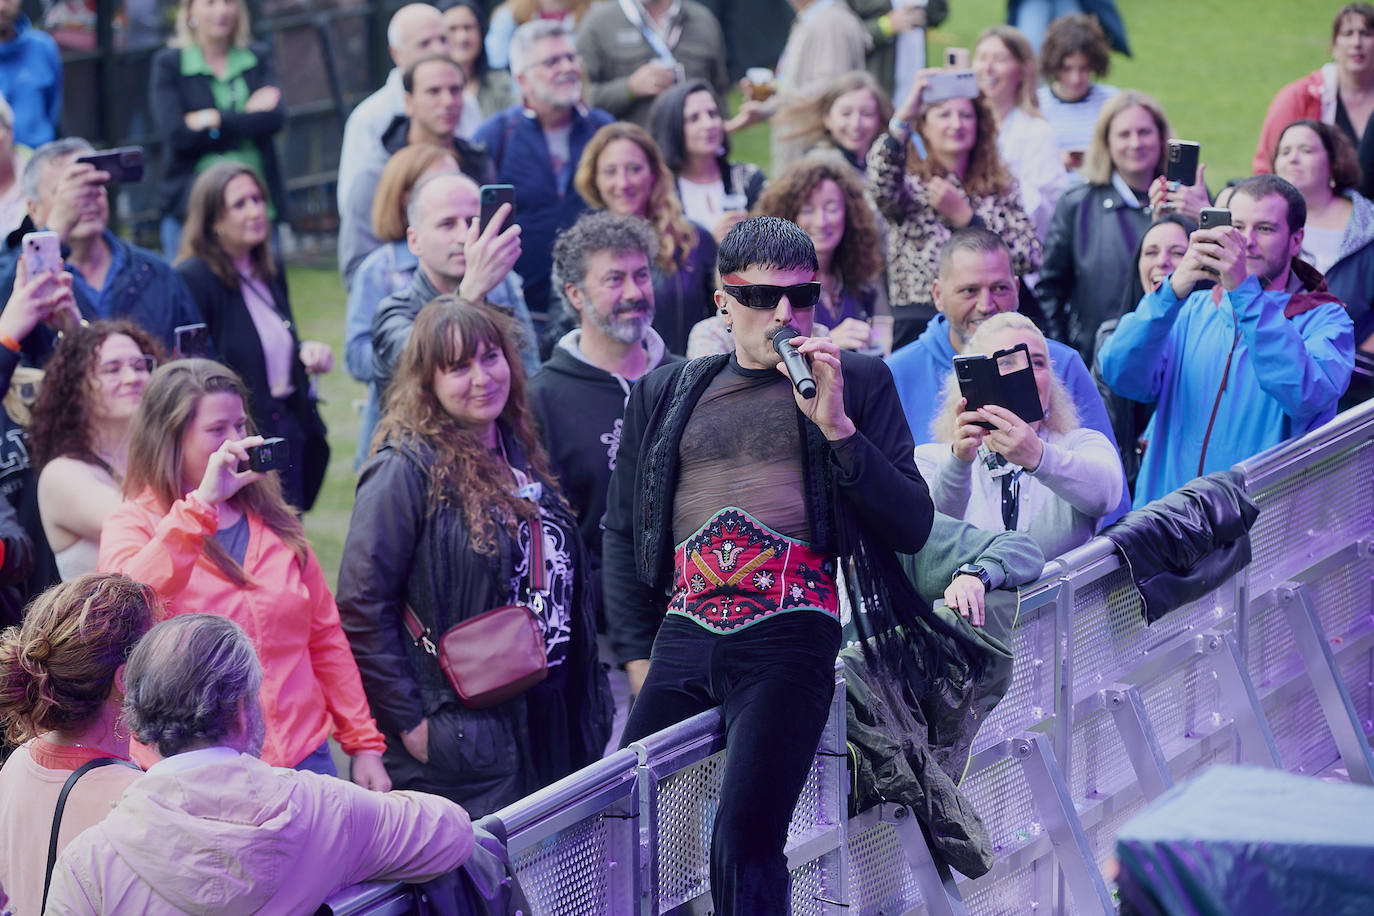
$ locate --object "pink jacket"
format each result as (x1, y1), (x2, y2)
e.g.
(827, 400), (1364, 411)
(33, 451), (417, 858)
(1253, 64), (1339, 174)
(98, 491), (386, 766)
(45, 752), (472, 915)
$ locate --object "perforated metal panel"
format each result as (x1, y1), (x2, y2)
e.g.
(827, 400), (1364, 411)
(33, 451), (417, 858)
(787, 858), (827, 916)
(1246, 442), (1374, 594)
(961, 756), (1041, 855)
(1341, 646), (1374, 735)
(512, 815), (616, 916)
(963, 861), (1048, 915)
(977, 602), (1056, 752)
(1070, 708), (1137, 804)
(1262, 677), (1341, 775)
(656, 751), (723, 909)
(787, 758), (825, 843)
(1140, 656), (1224, 759)
(843, 821), (923, 916)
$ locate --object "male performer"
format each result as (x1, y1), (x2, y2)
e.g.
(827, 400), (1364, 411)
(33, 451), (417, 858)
(603, 216), (933, 912)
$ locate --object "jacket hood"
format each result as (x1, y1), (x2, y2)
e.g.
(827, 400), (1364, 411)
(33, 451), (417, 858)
(1336, 189), (1374, 264)
(913, 314), (957, 362)
(549, 328), (670, 383)
(96, 755), (311, 914)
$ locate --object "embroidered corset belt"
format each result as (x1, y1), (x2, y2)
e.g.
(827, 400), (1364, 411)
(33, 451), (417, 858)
(668, 507), (839, 634)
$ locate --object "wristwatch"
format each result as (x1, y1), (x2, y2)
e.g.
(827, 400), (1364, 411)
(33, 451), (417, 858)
(953, 563), (991, 591)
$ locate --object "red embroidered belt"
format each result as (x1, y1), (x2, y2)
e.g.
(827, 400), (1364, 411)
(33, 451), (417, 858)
(667, 507), (839, 634)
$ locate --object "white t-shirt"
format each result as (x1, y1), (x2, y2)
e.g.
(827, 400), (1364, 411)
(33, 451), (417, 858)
(677, 177), (726, 229)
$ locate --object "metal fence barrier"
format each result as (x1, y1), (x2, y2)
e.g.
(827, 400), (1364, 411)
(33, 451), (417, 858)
(322, 398), (1374, 916)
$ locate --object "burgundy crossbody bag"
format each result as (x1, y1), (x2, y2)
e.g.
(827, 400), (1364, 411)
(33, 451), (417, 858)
(402, 517), (549, 709)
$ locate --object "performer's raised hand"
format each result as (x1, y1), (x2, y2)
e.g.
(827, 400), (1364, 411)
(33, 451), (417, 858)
(778, 334), (855, 441)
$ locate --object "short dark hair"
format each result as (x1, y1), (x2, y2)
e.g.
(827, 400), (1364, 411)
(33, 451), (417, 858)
(717, 216), (818, 278)
(1039, 13), (1112, 82)
(1333, 3), (1374, 41)
(123, 614), (263, 758)
(937, 226), (1013, 282)
(1231, 174), (1307, 234)
(649, 79), (730, 174)
(552, 211), (659, 305)
(1272, 119), (1364, 194)
(403, 53), (464, 94)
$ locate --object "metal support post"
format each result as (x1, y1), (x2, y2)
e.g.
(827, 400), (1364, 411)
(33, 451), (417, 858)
(1200, 630), (1283, 768)
(1103, 686), (1175, 802)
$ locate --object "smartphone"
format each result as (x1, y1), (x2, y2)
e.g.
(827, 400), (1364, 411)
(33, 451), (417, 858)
(173, 322), (212, 360)
(1165, 140), (1200, 186)
(479, 184), (516, 235)
(953, 343), (1045, 431)
(21, 231), (61, 277)
(246, 437), (290, 473)
(1199, 208), (1231, 230)
(944, 47), (970, 68)
(921, 69), (980, 105)
(76, 146), (145, 184)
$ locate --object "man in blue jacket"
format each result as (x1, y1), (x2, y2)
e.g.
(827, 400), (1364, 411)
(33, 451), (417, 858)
(1100, 174), (1354, 507)
(0, 1), (61, 147)
(0, 139), (206, 364)
(886, 227), (1130, 524)
(474, 19), (614, 323)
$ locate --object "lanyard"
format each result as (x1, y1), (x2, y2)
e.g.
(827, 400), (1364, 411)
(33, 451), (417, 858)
(617, 0), (683, 64)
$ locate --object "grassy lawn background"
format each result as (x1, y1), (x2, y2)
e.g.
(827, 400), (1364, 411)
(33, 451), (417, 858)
(297, 0), (1332, 584)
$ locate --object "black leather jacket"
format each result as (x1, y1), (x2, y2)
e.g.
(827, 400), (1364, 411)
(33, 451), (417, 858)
(337, 432), (612, 816)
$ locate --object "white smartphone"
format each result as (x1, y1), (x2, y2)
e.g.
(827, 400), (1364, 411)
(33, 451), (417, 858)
(22, 231), (61, 277)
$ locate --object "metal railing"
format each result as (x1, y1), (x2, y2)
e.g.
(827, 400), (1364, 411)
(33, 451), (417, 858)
(322, 398), (1374, 916)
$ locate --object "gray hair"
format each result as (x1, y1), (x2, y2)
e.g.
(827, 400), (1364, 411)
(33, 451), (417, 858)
(509, 18), (571, 76)
(23, 137), (95, 207)
(551, 211), (658, 310)
(405, 171), (479, 229)
(123, 614), (263, 758)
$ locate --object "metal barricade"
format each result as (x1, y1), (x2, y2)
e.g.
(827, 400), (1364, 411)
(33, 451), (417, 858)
(333, 400), (1374, 916)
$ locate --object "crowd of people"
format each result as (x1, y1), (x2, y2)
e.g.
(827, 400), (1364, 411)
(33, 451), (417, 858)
(0, 0), (1371, 913)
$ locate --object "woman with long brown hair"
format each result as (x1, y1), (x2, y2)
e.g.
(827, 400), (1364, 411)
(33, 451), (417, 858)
(869, 68), (1042, 349)
(176, 161), (332, 510)
(97, 359), (390, 789)
(31, 321), (162, 580)
(338, 297), (610, 816)
(573, 121), (717, 354)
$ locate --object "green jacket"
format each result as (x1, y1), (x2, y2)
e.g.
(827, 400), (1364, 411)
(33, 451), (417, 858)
(845, 0), (949, 97)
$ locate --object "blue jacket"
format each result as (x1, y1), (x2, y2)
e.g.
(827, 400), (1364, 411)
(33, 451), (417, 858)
(1099, 269), (1354, 508)
(0, 229), (206, 364)
(0, 16), (61, 147)
(473, 104), (615, 318)
(886, 313), (1131, 524)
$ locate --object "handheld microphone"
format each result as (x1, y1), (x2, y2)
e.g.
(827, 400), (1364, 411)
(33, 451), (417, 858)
(772, 327), (817, 399)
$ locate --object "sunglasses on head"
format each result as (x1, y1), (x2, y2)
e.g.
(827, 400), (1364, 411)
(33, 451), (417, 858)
(721, 281), (821, 311)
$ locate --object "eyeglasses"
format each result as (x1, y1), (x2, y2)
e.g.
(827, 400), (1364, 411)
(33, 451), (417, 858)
(721, 282), (821, 311)
(96, 355), (156, 380)
(534, 51), (581, 71)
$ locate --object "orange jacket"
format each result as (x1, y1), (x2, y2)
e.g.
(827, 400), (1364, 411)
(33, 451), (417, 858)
(98, 490), (386, 766)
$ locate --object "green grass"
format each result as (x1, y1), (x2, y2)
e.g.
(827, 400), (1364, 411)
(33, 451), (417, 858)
(295, 0), (1330, 585)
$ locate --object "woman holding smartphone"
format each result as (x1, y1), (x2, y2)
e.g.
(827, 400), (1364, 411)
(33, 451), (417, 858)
(176, 162), (332, 511)
(98, 359), (390, 787)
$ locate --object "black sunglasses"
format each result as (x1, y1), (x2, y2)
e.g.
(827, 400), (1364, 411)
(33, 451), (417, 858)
(721, 282), (821, 311)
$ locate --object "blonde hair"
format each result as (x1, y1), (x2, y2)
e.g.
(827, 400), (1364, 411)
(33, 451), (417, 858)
(372, 144), (459, 243)
(499, 0), (591, 26)
(574, 122), (699, 273)
(170, 0), (253, 50)
(975, 26), (1041, 116)
(1081, 91), (1172, 186)
(930, 312), (1078, 442)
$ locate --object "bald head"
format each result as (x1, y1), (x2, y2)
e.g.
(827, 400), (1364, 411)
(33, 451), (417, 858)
(388, 3), (448, 70)
(407, 172), (482, 288)
(407, 171), (479, 228)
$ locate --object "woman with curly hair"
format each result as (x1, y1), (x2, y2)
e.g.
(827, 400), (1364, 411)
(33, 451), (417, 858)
(0, 573), (156, 916)
(337, 297), (610, 815)
(571, 121), (718, 355)
(97, 359), (390, 789)
(31, 321), (162, 580)
(870, 68), (1042, 349)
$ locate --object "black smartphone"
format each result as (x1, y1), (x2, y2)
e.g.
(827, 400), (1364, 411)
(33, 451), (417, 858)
(1165, 140), (1199, 186)
(953, 343), (1045, 431)
(76, 146), (145, 184)
(479, 184), (516, 234)
(246, 437), (290, 472)
(1199, 207), (1231, 230)
(173, 322), (212, 359)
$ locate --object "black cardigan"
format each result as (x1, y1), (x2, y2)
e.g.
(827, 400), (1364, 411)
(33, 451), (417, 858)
(149, 43), (289, 223)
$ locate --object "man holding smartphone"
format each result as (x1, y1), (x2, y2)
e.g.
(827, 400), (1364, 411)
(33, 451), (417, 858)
(0, 138), (205, 364)
(1100, 174), (1354, 507)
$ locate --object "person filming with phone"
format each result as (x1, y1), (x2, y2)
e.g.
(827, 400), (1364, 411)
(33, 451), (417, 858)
(917, 312), (1121, 560)
(1099, 174), (1355, 508)
(0, 139), (205, 364)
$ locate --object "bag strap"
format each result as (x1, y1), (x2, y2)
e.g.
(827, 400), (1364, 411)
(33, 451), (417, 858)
(526, 516), (546, 593)
(401, 604), (438, 657)
(44, 756), (140, 911)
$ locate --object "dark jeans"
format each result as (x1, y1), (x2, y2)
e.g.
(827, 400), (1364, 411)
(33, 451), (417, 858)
(621, 613), (841, 915)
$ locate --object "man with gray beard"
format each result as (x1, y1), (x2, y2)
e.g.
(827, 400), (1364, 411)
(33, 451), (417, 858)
(529, 212), (679, 708)
(45, 614), (474, 915)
